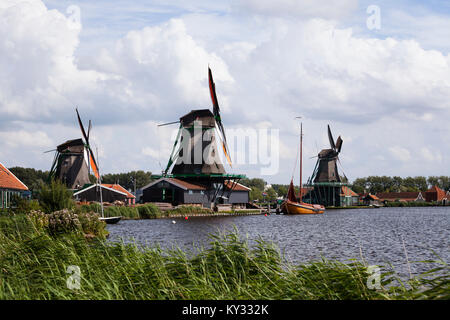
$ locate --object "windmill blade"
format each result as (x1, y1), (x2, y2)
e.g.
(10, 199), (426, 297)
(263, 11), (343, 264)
(336, 136), (343, 153)
(75, 108), (100, 179)
(209, 66), (232, 166)
(76, 108), (89, 144)
(43, 149), (56, 153)
(158, 120), (180, 127)
(87, 120), (92, 142)
(327, 124), (336, 151)
(208, 66), (220, 113)
(88, 149), (100, 180)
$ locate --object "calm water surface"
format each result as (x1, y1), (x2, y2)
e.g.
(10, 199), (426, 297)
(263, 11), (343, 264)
(107, 207), (449, 276)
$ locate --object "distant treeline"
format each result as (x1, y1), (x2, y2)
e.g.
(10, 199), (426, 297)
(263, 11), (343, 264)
(351, 176), (450, 194)
(101, 171), (153, 191)
(244, 176), (450, 201)
(8, 167), (152, 197)
(8, 167), (450, 200)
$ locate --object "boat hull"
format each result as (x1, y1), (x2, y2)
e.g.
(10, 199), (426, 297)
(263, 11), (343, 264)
(99, 216), (122, 224)
(281, 201), (325, 215)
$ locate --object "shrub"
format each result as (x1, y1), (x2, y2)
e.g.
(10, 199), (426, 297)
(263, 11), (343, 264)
(38, 180), (75, 213)
(137, 203), (162, 219)
(47, 209), (82, 235)
(78, 211), (108, 239)
(166, 205), (212, 215)
(33, 208), (107, 238)
(78, 203), (102, 213)
(28, 210), (49, 230)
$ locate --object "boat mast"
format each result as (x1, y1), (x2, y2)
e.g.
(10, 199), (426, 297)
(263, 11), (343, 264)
(299, 122), (303, 203)
(96, 146), (104, 218)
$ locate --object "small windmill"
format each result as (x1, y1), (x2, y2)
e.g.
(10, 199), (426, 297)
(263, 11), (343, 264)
(306, 125), (346, 207)
(310, 125), (343, 183)
(48, 109), (99, 190)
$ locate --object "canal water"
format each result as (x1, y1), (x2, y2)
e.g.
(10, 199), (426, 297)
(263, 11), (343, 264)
(107, 206), (450, 276)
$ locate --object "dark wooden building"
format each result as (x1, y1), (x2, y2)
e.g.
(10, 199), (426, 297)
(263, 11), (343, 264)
(141, 178), (250, 208)
(73, 183), (129, 203)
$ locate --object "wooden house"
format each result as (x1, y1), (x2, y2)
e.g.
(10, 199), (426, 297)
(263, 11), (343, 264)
(376, 192), (425, 203)
(340, 186), (359, 206)
(0, 162), (29, 209)
(141, 178), (250, 209)
(424, 186), (449, 204)
(73, 183), (134, 204)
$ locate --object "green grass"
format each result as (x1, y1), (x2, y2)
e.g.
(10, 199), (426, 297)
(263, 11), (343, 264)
(0, 214), (448, 300)
(383, 201), (445, 207)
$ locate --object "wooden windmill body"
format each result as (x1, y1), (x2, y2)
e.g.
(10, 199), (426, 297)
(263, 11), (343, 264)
(147, 67), (246, 208)
(305, 125), (346, 207)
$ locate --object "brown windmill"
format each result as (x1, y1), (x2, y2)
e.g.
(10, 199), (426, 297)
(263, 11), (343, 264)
(306, 125), (346, 206)
(48, 109), (99, 190)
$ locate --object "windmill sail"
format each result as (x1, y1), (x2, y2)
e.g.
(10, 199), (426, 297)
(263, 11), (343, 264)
(208, 67), (232, 167)
(327, 124), (336, 151)
(336, 136), (343, 153)
(76, 108), (99, 180)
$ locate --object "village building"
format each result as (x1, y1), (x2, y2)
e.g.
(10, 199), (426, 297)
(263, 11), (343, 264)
(340, 186), (359, 206)
(73, 183), (135, 205)
(0, 162), (29, 209)
(360, 193), (381, 206)
(424, 186), (449, 204)
(102, 184), (136, 205)
(141, 178), (250, 209)
(376, 192), (425, 203)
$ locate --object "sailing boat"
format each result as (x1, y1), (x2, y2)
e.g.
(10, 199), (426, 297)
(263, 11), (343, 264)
(75, 109), (121, 224)
(281, 122), (325, 215)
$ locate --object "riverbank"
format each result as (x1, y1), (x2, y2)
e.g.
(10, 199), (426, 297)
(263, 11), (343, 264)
(0, 213), (448, 300)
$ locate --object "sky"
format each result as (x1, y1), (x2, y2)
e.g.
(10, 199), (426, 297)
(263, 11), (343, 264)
(1, 0), (449, 184)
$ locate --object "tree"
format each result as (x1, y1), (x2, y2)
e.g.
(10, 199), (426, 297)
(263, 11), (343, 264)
(38, 180), (74, 213)
(249, 187), (263, 202)
(240, 178), (266, 191)
(8, 167), (49, 199)
(352, 178), (368, 194)
(101, 171), (153, 191)
(265, 187), (277, 201)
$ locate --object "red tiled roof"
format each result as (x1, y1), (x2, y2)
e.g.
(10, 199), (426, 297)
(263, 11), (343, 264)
(224, 180), (251, 191)
(168, 178), (206, 190)
(340, 186), (358, 197)
(0, 163), (28, 191)
(425, 185), (447, 202)
(376, 192), (422, 201)
(102, 184), (136, 198)
(367, 194), (380, 201)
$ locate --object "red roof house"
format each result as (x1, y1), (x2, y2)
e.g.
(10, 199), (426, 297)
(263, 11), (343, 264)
(102, 184), (136, 205)
(424, 186), (448, 203)
(376, 192), (425, 202)
(0, 162), (28, 208)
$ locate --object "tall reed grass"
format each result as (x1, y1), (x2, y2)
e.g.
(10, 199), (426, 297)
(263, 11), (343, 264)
(0, 215), (448, 300)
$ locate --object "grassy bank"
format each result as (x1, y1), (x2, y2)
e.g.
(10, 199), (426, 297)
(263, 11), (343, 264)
(77, 203), (260, 219)
(0, 214), (448, 300)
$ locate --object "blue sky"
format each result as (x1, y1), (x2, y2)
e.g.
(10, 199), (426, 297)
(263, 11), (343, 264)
(1, 0), (450, 184)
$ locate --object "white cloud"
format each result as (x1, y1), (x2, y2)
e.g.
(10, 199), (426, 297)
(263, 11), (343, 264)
(1, 1), (449, 183)
(389, 146), (411, 162)
(0, 130), (52, 148)
(235, 0), (358, 20)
